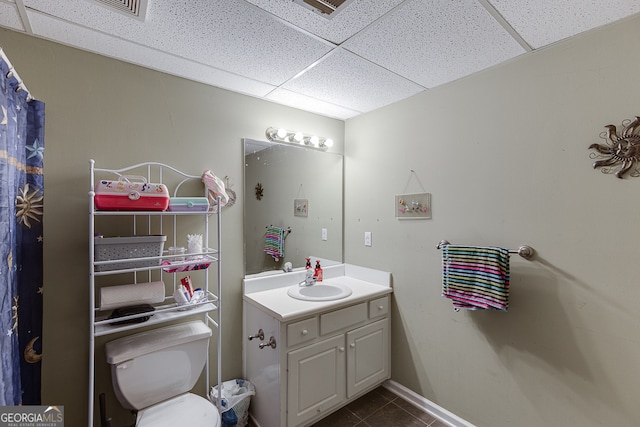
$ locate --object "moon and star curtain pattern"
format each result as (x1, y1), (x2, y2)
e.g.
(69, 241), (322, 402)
(0, 55), (45, 405)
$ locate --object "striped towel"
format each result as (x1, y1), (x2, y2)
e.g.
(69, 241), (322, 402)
(264, 226), (285, 262)
(442, 245), (510, 311)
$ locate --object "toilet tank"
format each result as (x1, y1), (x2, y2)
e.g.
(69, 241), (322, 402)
(105, 321), (212, 410)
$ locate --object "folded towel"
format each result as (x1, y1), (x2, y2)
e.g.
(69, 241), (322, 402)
(264, 226), (285, 262)
(442, 245), (510, 311)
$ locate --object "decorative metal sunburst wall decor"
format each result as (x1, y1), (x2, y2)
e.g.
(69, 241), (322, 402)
(255, 182), (264, 200)
(588, 115), (640, 179)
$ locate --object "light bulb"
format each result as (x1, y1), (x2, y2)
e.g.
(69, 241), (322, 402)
(294, 132), (304, 143)
(276, 128), (287, 139)
(310, 135), (319, 146)
(324, 138), (334, 148)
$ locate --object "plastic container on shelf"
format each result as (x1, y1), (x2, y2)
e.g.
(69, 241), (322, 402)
(167, 197), (210, 212)
(167, 246), (186, 261)
(94, 177), (170, 211)
(94, 235), (167, 271)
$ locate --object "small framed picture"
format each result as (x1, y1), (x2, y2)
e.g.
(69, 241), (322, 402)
(395, 193), (431, 219)
(294, 199), (308, 217)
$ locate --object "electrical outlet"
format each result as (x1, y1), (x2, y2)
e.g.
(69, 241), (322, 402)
(321, 228), (327, 241)
(364, 231), (372, 247)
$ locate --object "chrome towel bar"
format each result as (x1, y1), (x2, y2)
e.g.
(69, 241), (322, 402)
(437, 240), (534, 260)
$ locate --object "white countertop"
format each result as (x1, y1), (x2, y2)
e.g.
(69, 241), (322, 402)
(243, 264), (392, 322)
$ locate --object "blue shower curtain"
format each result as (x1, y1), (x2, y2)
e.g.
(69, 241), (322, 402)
(0, 55), (45, 405)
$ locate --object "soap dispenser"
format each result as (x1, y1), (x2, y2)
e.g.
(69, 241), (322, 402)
(314, 260), (323, 282)
(305, 257), (312, 269)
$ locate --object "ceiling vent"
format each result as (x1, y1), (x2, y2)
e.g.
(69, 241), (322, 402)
(293, 0), (355, 19)
(88, 0), (148, 21)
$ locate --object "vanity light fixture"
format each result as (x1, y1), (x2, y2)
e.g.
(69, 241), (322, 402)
(265, 127), (333, 151)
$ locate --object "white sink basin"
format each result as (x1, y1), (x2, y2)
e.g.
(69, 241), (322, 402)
(287, 282), (353, 301)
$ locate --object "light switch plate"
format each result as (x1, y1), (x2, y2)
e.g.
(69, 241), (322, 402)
(395, 193), (431, 219)
(364, 231), (372, 246)
(321, 228), (327, 241)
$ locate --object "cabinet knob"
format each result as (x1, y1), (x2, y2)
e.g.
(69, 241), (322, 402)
(378, 305), (384, 310)
(301, 329), (308, 336)
(339, 347), (345, 352)
(349, 343), (355, 348)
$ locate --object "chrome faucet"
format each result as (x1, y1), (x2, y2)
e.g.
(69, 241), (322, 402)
(298, 268), (317, 287)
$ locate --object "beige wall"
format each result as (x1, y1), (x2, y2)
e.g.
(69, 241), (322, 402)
(345, 14), (640, 427)
(0, 28), (344, 426)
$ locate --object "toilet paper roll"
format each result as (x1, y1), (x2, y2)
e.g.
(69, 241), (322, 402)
(100, 281), (166, 310)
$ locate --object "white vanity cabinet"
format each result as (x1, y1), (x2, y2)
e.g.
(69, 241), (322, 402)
(288, 314), (389, 427)
(243, 269), (391, 427)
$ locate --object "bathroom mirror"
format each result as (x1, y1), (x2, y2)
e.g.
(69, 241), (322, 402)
(243, 138), (343, 275)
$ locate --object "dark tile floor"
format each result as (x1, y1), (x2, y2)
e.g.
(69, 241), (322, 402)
(248, 386), (449, 427)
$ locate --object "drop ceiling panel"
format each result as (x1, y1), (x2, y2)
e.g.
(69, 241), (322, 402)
(245, 0), (405, 44)
(280, 48), (424, 114)
(6, 1), (640, 121)
(489, 0), (640, 48)
(23, 0), (335, 85)
(343, 0), (526, 88)
(26, 10), (278, 98)
(266, 87), (361, 120)
(0, 1), (25, 32)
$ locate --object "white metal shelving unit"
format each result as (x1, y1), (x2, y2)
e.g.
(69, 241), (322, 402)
(88, 160), (222, 426)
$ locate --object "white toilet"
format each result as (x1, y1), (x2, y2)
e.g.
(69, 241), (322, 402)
(105, 320), (221, 427)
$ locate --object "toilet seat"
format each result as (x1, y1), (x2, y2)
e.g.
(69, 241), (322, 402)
(136, 393), (220, 427)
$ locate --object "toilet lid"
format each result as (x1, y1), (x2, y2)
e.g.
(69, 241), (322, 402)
(136, 393), (220, 427)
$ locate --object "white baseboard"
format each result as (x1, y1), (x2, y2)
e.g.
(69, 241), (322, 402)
(382, 380), (476, 427)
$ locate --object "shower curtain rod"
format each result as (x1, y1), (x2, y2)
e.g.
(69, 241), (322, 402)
(0, 47), (33, 102)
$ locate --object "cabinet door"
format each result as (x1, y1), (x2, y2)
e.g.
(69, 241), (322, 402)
(287, 335), (346, 427)
(346, 318), (389, 398)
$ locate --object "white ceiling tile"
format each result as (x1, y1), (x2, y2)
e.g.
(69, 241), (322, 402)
(343, 0), (526, 88)
(281, 49), (424, 114)
(266, 87), (361, 120)
(489, 1), (640, 48)
(26, 11), (277, 98)
(10, 0), (640, 120)
(244, 0), (405, 44)
(0, 2), (25, 32)
(145, 0), (335, 85)
(23, 0), (334, 85)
